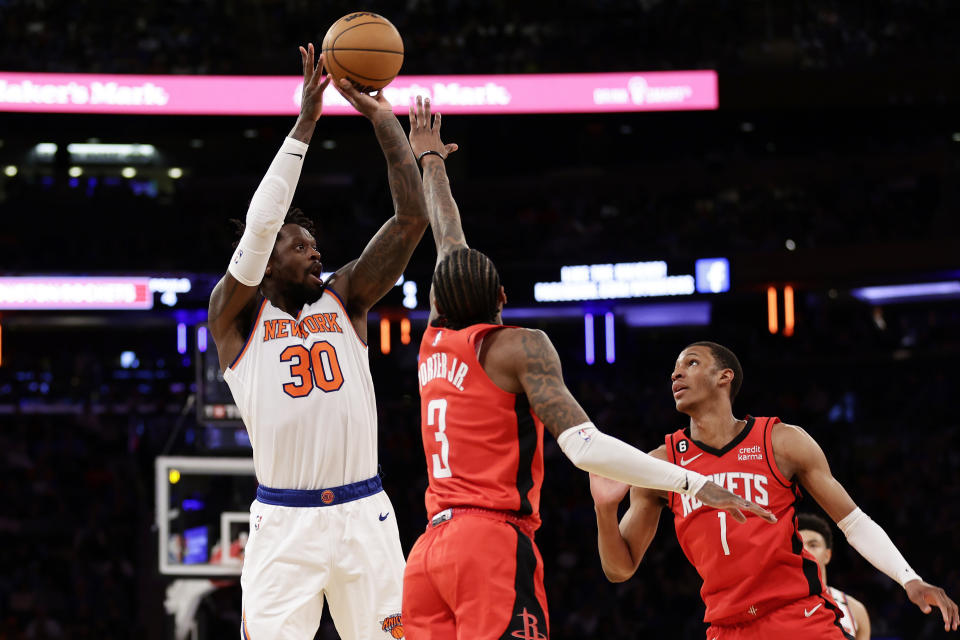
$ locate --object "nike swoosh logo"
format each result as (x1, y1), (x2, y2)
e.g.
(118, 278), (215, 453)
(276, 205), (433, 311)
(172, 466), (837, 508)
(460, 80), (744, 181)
(284, 152), (304, 159)
(804, 603), (822, 617)
(379, 512), (389, 521)
(679, 453), (703, 466)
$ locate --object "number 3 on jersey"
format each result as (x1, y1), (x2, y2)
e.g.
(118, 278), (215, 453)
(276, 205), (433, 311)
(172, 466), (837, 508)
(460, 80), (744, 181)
(280, 341), (344, 397)
(428, 398), (452, 479)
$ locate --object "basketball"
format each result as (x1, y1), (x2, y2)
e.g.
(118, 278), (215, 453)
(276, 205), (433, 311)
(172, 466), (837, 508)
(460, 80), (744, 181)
(322, 12), (404, 92)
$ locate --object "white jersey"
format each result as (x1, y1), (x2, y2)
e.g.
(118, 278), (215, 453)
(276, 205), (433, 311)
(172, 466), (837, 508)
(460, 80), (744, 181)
(829, 586), (858, 637)
(223, 287), (377, 489)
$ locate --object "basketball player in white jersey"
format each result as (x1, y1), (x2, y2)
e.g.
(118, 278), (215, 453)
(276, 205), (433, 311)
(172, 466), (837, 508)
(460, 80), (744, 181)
(207, 44), (427, 639)
(799, 513), (871, 639)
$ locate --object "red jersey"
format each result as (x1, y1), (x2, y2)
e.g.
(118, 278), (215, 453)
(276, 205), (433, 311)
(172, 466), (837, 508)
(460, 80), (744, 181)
(417, 324), (545, 529)
(666, 416), (833, 625)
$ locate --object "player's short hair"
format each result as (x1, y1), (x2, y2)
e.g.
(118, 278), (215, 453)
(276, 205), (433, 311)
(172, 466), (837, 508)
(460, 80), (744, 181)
(798, 512), (834, 549)
(432, 248), (501, 329)
(230, 207), (316, 250)
(685, 341), (743, 400)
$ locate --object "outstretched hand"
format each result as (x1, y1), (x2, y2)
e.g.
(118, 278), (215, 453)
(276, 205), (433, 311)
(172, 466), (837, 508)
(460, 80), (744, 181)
(297, 43), (331, 122)
(334, 78), (393, 120)
(905, 579), (959, 631)
(408, 96), (459, 160)
(695, 481), (777, 524)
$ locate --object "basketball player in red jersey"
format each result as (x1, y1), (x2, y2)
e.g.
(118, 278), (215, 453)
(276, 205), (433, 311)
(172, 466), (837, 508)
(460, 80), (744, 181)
(590, 342), (959, 639)
(400, 97), (775, 640)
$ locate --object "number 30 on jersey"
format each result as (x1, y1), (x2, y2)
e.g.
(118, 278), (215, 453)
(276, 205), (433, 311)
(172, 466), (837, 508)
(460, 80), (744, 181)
(280, 341), (344, 397)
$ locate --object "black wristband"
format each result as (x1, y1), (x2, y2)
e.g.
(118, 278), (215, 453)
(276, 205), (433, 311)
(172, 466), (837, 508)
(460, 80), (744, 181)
(417, 150), (445, 165)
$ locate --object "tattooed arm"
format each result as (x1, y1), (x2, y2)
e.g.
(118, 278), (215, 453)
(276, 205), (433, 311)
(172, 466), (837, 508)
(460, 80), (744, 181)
(482, 327), (776, 522)
(406, 96), (464, 326)
(407, 96), (465, 263)
(325, 80), (429, 341)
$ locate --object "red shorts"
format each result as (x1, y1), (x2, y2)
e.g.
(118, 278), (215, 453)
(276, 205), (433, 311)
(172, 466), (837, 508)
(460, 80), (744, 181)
(707, 594), (853, 640)
(402, 508), (549, 640)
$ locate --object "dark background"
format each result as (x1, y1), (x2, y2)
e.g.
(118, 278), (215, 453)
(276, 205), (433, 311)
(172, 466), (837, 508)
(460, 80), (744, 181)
(1, 1), (958, 638)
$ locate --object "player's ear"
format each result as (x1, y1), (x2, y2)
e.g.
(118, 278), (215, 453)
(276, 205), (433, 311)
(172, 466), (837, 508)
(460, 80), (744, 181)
(824, 548), (832, 566)
(497, 285), (507, 309)
(717, 367), (734, 388)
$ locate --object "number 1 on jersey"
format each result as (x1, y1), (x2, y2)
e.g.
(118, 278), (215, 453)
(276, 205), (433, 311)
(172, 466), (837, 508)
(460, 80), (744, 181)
(428, 398), (452, 479)
(718, 511), (731, 556)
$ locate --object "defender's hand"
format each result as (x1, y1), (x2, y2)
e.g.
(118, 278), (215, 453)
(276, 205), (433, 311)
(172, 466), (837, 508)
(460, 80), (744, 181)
(335, 78), (393, 120)
(695, 481), (777, 524)
(905, 579), (959, 631)
(408, 96), (459, 160)
(297, 44), (331, 122)
(589, 473), (630, 508)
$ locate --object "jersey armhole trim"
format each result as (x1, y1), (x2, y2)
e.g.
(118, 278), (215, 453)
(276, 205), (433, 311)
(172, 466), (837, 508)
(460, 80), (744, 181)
(229, 298), (267, 370)
(323, 286), (367, 349)
(761, 417), (793, 488)
(666, 433), (676, 512)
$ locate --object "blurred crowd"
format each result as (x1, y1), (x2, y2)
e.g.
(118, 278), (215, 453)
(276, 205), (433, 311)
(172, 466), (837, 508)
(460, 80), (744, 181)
(0, 0), (958, 75)
(1, 107), (957, 279)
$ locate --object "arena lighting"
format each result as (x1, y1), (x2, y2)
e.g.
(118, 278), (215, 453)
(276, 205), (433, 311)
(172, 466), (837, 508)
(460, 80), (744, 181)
(851, 281), (960, 304)
(0, 70), (717, 115)
(620, 301), (711, 327)
(197, 326), (208, 353)
(767, 287), (778, 334)
(168, 167), (183, 179)
(584, 313), (595, 365)
(66, 142), (156, 162)
(0, 320), (3, 367)
(31, 142), (57, 157)
(3, 165), (16, 177)
(68, 166), (82, 177)
(604, 312), (615, 364)
(121, 166), (137, 178)
(380, 317), (391, 355)
(400, 318), (411, 345)
(783, 286), (795, 337)
(535, 260), (698, 302)
(177, 323), (187, 355)
(0, 276), (191, 310)
(694, 258), (730, 294)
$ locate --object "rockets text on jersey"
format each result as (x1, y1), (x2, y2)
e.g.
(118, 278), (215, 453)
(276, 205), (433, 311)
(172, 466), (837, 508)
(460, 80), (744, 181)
(665, 416), (841, 626)
(417, 324), (545, 529)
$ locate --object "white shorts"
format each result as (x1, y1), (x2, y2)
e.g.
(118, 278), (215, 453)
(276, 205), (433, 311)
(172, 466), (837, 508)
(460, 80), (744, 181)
(240, 478), (406, 640)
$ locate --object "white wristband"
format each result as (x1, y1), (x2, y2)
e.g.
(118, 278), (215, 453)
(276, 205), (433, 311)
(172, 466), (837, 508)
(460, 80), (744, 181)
(557, 423), (707, 496)
(228, 137), (308, 286)
(838, 507), (922, 587)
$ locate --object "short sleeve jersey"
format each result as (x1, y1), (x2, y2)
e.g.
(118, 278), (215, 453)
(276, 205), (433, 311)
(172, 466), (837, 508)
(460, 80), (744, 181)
(417, 324), (545, 529)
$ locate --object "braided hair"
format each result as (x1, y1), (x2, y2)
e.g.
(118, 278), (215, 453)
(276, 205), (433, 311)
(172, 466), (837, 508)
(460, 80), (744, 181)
(230, 207), (316, 249)
(432, 248), (501, 329)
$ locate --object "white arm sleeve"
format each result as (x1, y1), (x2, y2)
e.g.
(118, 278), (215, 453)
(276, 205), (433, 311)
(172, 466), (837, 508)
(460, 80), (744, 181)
(838, 507), (922, 587)
(227, 137), (309, 286)
(557, 423), (708, 496)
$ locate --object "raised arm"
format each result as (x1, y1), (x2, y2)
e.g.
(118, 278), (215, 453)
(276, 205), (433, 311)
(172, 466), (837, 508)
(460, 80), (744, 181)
(208, 44), (330, 371)
(407, 96), (464, 262)
(486, 328), (775, 522)
(406, 96), (464, 326)
(774, 423), (958, 631)
(326, 80), (429, 324)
